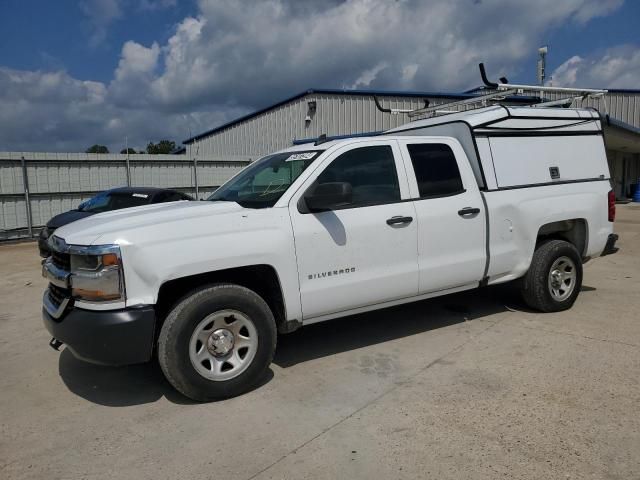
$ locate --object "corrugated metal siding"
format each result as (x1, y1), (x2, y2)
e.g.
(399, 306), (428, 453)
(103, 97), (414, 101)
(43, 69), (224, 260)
(0, 197), (27, 231)
(0, 152), (249, 240)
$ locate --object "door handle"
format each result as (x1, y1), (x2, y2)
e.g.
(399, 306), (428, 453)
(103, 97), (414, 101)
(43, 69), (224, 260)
(458, 207), (481, 217)
(386, 216), (413, 226)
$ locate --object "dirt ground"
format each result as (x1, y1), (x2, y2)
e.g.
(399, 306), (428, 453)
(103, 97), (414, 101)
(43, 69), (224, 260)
(1, 205), (639, 479)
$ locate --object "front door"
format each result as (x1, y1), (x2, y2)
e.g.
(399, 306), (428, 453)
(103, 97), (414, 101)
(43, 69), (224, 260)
(289, 140), (419, 320)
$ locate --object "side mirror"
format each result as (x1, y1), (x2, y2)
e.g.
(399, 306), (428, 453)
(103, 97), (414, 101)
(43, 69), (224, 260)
(303, 182), (352, 212)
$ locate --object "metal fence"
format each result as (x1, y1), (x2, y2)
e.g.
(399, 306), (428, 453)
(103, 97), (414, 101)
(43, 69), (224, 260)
(0, 152), (250, 241)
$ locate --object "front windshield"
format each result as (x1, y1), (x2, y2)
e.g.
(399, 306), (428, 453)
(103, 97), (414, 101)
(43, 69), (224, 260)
(207, 150), (322, 208)
(79, 191), (151, 213)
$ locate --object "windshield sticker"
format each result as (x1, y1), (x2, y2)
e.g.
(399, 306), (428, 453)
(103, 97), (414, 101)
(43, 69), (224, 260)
(132, 193), (149, 198)
(286, 152), (317, 162)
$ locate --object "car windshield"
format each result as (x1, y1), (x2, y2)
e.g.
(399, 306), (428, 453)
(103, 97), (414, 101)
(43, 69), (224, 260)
(207, 150), (322, 208)
(79, 191), (152, 213)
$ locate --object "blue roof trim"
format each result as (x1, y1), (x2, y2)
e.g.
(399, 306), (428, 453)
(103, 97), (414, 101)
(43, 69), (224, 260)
(466, 85), (640, 94)
(607, 88), (640, 94)
(292, 130), (385, 145)
(182, 88), (539, 144)
(606, 117), (640, 136)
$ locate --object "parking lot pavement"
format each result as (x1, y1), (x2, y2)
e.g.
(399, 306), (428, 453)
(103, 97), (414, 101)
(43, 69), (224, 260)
(1, 206), (639, 480)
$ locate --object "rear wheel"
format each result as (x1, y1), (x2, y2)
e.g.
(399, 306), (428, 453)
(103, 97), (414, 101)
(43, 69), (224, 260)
(520, 240), (583, 312)
(158, 284), (277, 401)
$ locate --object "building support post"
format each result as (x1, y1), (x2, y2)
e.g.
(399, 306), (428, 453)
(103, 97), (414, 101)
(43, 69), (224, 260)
(125, 136), (131, 186)
(193, 157), (199, 199)
(125, 155), (131, 187)
(20, 156), (34, 238)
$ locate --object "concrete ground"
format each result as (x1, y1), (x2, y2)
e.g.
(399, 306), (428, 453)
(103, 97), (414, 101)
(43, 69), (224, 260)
(1, 206), (639, 480)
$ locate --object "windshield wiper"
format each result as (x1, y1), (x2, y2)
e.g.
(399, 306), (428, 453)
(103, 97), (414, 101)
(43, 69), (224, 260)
(210, 196), (241, 203)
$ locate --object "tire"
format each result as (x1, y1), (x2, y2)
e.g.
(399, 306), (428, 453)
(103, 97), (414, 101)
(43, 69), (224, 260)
(158, 283), (277, 402)
(520, 240), (583, 312)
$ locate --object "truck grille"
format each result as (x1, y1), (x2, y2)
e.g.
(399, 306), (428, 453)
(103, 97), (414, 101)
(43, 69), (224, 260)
(48, 283), (71, 308)
(51, 251), (71, 271)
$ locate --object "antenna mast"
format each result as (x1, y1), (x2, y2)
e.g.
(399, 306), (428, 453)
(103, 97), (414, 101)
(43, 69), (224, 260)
(537, 46), (548, 86)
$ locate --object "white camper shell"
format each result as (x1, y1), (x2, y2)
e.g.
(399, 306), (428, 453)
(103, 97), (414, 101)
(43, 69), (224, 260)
(386, 105), (608, 191)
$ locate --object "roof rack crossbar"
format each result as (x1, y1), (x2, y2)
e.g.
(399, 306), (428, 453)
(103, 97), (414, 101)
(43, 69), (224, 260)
(530, 93), (603, 109)
(407, 88), (518, 118)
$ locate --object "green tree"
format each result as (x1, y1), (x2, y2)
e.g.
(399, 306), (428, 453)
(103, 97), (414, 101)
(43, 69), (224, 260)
(86, 144), (109, 154)
(120, 148), (137, 154)
(146, 140), (176, 154)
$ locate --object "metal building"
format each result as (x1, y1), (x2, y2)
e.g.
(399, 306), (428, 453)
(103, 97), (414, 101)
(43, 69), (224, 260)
(183, 87), (640, 200)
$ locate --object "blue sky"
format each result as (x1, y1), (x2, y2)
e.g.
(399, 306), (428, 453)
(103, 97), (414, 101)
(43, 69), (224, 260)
(0, 0), (195, 83)
(0, 0), (638, 152)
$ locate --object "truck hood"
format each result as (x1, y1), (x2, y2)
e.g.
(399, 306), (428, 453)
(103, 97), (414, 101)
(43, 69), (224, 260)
(53, 201), (245, 246)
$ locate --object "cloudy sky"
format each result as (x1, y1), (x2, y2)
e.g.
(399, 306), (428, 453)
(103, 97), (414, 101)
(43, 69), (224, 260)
(0, 0), (638, 153)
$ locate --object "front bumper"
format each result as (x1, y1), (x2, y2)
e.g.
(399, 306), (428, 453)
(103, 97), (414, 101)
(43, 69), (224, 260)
(601, 233), (619, 257)
(38, 236), (51, 258)
(42, 301), (156, 366)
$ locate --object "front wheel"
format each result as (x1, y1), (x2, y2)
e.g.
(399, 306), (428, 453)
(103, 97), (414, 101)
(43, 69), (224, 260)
(158, 284), (277, 401)
(520, 240), (583, 312)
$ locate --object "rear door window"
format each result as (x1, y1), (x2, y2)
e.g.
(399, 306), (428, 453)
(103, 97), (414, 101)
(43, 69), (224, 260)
(406, 144), (464, 198)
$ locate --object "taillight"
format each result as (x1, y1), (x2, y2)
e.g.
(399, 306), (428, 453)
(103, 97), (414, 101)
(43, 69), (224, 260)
(608, 190), (616, 222)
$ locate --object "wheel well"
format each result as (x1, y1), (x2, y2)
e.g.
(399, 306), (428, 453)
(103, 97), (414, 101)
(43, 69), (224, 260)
(155, 265), (286, 331)
(536, 219), (588, 257)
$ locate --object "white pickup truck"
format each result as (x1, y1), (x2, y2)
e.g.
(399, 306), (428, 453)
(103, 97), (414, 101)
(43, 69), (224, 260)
(42, 105), (618, 401)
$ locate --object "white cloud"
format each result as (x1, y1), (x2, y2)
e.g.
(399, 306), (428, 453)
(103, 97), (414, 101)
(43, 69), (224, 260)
(350, 62), (389, 89)
(401, 64), (419, 84)
(0, 0), (632, 152)
(109, 41), (161, 107)
(144, 0), (627, 110)
(572, 0), (624, 24)
(79, 0), (123, 46)
(0, 66), (242, 152)
(550, 45), (640, 88)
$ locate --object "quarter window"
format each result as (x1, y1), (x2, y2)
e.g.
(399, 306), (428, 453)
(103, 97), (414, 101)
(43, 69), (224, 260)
(407, 144), (464, 198)
(316, 145), (400, 208)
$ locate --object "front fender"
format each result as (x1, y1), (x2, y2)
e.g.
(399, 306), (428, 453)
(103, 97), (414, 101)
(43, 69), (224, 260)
(116, 208), (302, 321)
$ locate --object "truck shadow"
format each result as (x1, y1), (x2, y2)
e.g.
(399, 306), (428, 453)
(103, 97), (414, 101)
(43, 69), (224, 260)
(274, 283), (595, 368)
(58, 349), (189, 406)
(57, 350), (274, 407)
(57, 283), (597, 405)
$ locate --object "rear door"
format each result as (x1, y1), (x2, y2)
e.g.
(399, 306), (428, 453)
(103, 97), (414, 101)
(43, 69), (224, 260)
(289, 140), (419, 320)
(397, 138), (486, 294)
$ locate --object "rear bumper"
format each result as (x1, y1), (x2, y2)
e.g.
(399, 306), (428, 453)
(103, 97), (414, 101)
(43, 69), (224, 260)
(42, 303), (156, 366)
(601, 233), (619, 257)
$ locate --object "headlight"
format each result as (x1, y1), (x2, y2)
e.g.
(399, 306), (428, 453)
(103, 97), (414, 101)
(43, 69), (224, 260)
(69, 245), (124, 302)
